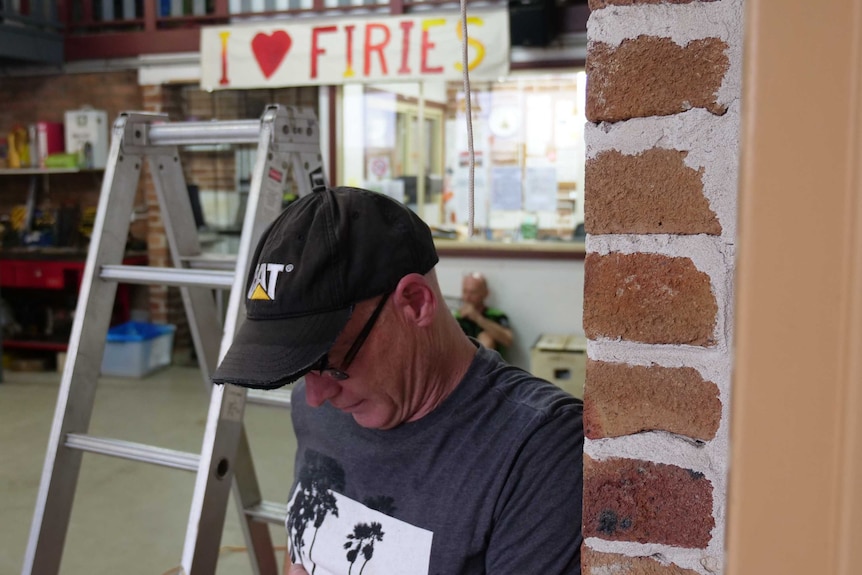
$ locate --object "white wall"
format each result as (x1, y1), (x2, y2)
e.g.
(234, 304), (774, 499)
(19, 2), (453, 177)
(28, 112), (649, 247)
(435, 254), (585, 371)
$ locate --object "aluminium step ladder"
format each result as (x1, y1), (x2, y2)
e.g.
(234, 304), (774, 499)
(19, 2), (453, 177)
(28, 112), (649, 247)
(22, 104), (325, 575)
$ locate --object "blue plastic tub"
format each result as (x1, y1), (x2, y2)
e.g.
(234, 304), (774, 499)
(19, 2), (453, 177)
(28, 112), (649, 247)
(101, 321), (176, 378)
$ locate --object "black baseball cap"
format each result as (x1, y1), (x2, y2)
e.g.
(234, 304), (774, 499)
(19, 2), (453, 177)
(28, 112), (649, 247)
(211, 186), (439, 389)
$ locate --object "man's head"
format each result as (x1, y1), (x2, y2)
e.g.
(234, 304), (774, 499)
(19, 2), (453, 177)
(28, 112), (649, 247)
(211, 186), (439, 390)
(300, 268), (474, 429)
(461, 272), (489, 311)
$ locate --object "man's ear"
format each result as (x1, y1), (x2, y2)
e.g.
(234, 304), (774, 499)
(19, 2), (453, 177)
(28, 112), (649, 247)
(393, 274), (437, 327)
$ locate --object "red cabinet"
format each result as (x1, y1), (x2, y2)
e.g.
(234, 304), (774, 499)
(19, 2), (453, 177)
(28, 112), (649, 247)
(0, 254), (147, 351)
(0, 259), (80, 290)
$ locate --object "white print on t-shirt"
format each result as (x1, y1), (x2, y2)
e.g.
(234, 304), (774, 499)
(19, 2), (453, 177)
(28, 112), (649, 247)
(286, 489), (433, 575)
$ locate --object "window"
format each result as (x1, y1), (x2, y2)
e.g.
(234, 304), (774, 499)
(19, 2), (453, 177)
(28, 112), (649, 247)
(338, 70), (586, 244)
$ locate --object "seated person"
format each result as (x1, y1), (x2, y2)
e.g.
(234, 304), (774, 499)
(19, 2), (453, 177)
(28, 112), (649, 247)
(455, 272), (514, 352)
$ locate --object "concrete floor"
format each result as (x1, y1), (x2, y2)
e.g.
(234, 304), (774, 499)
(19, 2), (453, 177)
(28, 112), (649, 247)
(0, 364), (296, 574)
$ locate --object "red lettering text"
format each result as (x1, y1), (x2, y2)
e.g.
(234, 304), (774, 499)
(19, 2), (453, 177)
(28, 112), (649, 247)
(398, 21), (414, 75)
(344, 25), (356, 78)
(311, 26), (337, 79)
(364, 23), (391, 76)
(219, 31), (231, 85)
(421, 19), (445, 74)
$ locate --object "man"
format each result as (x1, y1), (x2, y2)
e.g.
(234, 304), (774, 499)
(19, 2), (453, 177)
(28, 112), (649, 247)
(455, 272), (514, 352)
(212, 186), (584, 575)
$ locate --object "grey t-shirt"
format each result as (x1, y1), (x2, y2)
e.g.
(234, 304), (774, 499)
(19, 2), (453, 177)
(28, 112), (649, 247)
(287, 345), (584, 574)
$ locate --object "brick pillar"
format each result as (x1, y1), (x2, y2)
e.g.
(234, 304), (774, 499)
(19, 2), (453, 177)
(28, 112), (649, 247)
(140, 84), (192, 355)
(582, 0), (742, 573)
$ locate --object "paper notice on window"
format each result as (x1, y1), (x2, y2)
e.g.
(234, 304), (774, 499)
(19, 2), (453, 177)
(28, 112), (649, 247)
(555, 147), (581, 184)
(554, 98), (580, 149)
(490, 166), (523, 211)
(525, 94), (553, 157)
(524, 165), (558, 212)
(366, 155), (392, 181)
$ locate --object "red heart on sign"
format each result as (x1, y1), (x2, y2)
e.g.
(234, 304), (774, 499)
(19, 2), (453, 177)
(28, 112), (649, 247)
(251, 31), (292, 79)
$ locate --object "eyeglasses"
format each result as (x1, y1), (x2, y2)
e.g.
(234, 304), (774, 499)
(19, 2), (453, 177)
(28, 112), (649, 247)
(309, 292), (391, 380)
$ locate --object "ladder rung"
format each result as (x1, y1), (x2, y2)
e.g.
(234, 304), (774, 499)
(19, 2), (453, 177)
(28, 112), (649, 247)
(246, 388), (292, 409)
(148, 120), (261, 146)
(244, 500), (287, 525)
(65, 433), (200, 471)
(101, 265), (234, 289)
(180, 254), (238, 271)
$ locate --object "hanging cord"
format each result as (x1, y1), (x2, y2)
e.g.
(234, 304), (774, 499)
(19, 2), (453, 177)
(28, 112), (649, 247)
(459, 0), (476, 238)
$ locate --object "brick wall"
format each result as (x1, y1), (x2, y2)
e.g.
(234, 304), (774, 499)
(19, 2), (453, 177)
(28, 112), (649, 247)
(582, 0), (742, 574)
(0, 70), (142, 135)
(0, 71), (146, 241)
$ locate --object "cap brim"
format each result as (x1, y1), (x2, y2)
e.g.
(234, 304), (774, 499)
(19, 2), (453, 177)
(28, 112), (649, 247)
(211, 307), (352, 389)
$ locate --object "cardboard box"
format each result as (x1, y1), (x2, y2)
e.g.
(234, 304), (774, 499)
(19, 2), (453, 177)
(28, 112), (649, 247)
(101, 321), (176, 378)
(530, 334), (587, 399)
(64, 108), (109, 169)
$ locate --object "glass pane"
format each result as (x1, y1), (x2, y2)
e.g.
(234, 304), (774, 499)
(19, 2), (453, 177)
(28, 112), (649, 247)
(342, 82), (446, 225)
(339, 70), (586, 244)
(447, 71), (586, 242)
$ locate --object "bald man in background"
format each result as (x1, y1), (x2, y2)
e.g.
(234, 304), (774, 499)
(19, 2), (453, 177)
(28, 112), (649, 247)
(455, 272), (513, 353)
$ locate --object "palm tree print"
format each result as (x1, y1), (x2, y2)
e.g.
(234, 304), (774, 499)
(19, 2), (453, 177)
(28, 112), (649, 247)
(344, 521), (385, 575)
(287, 450), (347, 572)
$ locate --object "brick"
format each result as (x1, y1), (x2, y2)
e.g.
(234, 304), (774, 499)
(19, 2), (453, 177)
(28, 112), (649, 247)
(583, 547), (701, 575)
(584, 360), (721, 441)
(150, 309), (168, 324)
(585, 149), (721, 235)
(584, 456), (713, 548)
(583, 253), (717, 346)
(141, 85), (161, 97)
(148, 234), (166, 249)
(586, 37), (729, 123)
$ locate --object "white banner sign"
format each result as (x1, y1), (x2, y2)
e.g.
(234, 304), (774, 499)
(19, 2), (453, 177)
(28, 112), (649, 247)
(200, 8), (510, 90)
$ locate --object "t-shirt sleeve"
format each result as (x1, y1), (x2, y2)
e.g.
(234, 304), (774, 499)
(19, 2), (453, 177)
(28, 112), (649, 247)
(485, 402), (584, 574)
(485, 309), (510, 329)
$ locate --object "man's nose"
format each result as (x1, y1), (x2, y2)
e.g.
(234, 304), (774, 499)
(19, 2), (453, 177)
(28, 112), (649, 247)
(303, 372), (341, 407)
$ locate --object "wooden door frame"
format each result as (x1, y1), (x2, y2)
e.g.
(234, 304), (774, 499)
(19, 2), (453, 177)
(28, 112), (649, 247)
(729, 1), (862, 573)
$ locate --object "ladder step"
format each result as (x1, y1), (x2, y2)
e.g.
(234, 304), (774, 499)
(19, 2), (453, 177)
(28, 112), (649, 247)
(148, 119), (261, 146)
(65, 433), (200, 471)
(246, 388), (292, 409)
(100, 265), (234, 289)
(244, 500), (287, 525)
(180, 254), (238, 271)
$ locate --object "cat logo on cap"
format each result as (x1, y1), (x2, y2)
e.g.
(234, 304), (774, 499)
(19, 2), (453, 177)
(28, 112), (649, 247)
(247, 262), (294, 301)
